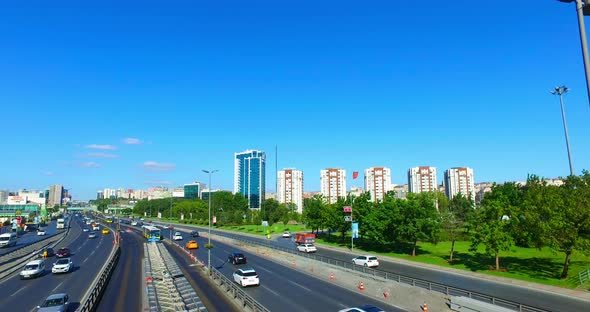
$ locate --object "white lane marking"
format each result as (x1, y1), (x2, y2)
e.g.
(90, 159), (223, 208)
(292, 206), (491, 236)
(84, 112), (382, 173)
(287, 280), (312, 292)
(256, 266), (273, 274)
(83, 257), (89, 263)
(260, 284), (281, 297)
(52, 281), (63, 292)
(11, 286), (26, 296)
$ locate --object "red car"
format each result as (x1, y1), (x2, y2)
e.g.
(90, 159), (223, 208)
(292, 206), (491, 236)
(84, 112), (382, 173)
(56, 247), (71, 258)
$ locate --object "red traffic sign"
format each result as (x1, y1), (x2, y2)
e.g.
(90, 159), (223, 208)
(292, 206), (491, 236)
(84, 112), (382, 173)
(343, 206), (352, 213)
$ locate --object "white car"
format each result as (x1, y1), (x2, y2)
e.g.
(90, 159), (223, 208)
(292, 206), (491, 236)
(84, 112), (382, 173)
(92, 225), (99, 231)
(131, 221), (138, 226)
(37, 230), (47, 236)
(52, 258), (73, 274)
(282, 231), (291, 238)
(172, 232), (183, 241)
(338, 305), (385, 312)
(83, 228), (89, 232)
(297, 243), (317, 253)
(352, 255), (379, 268)
(233, 268), (259, 287)
(20, 260), (45, 279)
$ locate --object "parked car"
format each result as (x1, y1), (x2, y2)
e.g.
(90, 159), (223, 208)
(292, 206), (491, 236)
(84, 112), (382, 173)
(39, 247), (55, 258)
(55, 247), (71, 258)
(52, 258), (73, 274)
(352, 255), (379, 268)
(173, 232), (183, 241)
(282, 231), (291, 238)
(37, 293), (69, 312)
(190, 230), (199, 237)
(185, 240), (198, 249)
(297, 243), (317, 253)
(228, 252), (247, 264)
(338, 305), (386, 312)
(232, 268), (259, 287)
(37, 229), (47, 236)
(88, 232), (97, 239)
(20, 260), (45, 279)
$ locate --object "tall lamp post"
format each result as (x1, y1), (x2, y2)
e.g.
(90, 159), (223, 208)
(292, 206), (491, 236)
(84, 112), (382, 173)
(558, 0), (590, 108)
(551, 86), (576, 176)
(202, 169), (218, 270)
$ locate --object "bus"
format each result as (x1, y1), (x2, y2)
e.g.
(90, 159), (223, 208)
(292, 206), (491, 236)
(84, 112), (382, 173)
(142, 225), (161, 242)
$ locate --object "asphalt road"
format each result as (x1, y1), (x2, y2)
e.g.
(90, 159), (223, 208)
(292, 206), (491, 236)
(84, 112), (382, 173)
(158, 227), (402, 312)
(154, 222), (590, 312)
(0, 215), (114, 311)
(95, 226), (143, 312)
(0, 221), (58, 256)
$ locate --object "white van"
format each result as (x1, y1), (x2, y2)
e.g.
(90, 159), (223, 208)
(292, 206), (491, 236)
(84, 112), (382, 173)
(0, 232), (17, 247)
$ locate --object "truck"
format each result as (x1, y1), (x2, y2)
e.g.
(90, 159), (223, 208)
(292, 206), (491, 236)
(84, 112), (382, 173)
(295, 233), (316, 245)
(56, 218), (65, 230)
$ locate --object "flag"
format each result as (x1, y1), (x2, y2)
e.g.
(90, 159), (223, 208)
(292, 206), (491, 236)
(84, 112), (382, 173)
(353, 171), (359, 179)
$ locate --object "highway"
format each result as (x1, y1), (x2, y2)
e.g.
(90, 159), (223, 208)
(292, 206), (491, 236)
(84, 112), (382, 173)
(0, 215), (114, 311)
(156, 222), (590, 312)
(158, 226), (402, 312)
(0, 221), (58, 256)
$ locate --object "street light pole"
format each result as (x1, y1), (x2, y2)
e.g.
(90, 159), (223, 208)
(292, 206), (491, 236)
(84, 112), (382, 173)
(558, 0), (590, 108)
(202, 169), (218, 270)
(551, 86), (576, 176)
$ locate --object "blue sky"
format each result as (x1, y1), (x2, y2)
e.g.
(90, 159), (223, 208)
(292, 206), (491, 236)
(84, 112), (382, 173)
(2, 1), (589, 200)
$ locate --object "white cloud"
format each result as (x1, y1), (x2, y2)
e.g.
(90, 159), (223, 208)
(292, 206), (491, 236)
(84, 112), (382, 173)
(83, 152), (118, 158)
(142, 161), (176, 172)
(79, 162), (100, 168)
(85, 144), (117, 150)
(122, 138), (143, 145)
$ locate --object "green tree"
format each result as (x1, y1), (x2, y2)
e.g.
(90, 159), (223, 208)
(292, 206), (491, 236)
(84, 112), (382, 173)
(398, 193), (441, 256)
(441, 193), (473, 263)
(302, 195), (326, 233)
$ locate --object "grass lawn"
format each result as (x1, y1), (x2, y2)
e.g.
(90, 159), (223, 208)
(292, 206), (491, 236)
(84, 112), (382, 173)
(317, 233), (590, 289)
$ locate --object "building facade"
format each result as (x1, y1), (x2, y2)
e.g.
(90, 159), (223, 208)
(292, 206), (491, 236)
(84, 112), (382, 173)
(408, 166), (438, 194)
(320, 168), (347, 204)
(444, 167), (475, 201)
(48, 185), (64, 207)
(277, 169), (304, 214)
(234, 150), (266, 209)
(364, 167), (391, 202)
(184, 182), (203, 200)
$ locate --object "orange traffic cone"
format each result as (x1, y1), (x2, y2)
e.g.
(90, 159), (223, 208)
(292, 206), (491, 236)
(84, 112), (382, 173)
(423, 302), (428, 312)
(292, 260), (296, 267)
(330, 272), (335, 280)
(358, 281), (365, 291)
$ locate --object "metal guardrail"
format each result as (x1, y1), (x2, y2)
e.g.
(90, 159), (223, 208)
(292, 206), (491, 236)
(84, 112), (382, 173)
(167, 240), (269, 312)
(580, 269), (590, 285)
(212, 231), (548, 312)
(77, 221), (122, 312)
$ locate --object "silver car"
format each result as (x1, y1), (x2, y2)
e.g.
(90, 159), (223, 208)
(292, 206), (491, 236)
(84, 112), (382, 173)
(37, 293), (69, 312)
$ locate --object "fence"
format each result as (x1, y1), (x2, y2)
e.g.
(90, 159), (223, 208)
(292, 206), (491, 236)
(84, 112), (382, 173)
(579, 269), (590, 285)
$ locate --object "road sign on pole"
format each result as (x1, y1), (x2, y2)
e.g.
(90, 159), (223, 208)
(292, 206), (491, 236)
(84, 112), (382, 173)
(344, 216), (352, 222)
(343, 206), (352, 213)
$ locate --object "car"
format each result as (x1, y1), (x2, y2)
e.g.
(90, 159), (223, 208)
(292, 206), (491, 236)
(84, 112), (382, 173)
(92, 225), (99, 231)
(282, 231), (291, 238)
(82, 228), (89, 232)
(55, 247), (71, 258)
(37, 293), (70, 312)
(168, 224), (174, 230)
(297, 243), (317, 253)
(140, 218), (145, 221)
(102, 228), (109, 234)
(228, 252), (247, 265)
(172, 232), (183, 241)
(88, 232), (97, 239)
(52, 258), (73, 274)
(131, 221), (138, 226)
(232, 268), (259, 287)
(338, 305), (386, 312)
(190, 230), (199, 237)
(37, 229), (47, 236)
(39, 247), (55, 258)
(185, 240), (198, 249)
(352, 255), (379, 268)
(20, 260), (45, 279)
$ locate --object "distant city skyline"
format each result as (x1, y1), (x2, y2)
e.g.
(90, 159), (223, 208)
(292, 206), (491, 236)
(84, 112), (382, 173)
(1, 1), (589, 200)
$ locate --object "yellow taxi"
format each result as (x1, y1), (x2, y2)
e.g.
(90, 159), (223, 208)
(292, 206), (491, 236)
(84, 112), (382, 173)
(102, 228), (110, 234)
(186, 240), (198, 249)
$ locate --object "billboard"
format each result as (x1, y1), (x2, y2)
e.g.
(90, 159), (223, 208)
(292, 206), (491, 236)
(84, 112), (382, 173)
(352, 222), (359, 239)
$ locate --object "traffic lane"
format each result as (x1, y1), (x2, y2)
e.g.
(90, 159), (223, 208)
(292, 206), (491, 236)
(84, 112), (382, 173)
(0, 222), (113, 311)
(95, 227), (143, 312)
(314, 247), (590, 312)
(0, 221), (59, 256)
(164, 242), (241, 312)
(208, 237), (404, 312)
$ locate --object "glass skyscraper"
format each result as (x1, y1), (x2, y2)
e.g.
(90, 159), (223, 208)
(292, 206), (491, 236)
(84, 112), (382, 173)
(234, 150), (266, 209)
